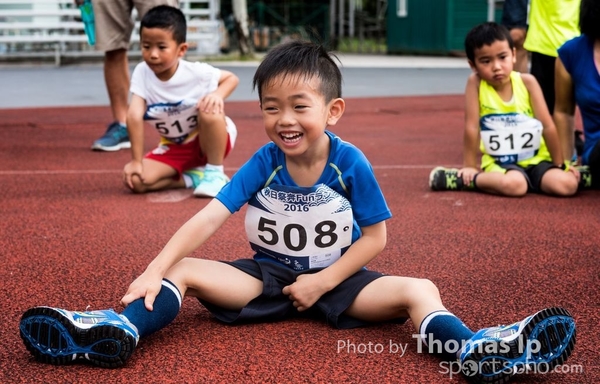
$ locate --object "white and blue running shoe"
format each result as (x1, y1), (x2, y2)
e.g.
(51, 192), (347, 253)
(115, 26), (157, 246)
(459, 307), (576, 384)
(193, 168), (230, 197)
(20, 306), (139, 368)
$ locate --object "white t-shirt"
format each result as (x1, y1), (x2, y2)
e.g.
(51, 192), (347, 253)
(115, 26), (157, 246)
(130, 60), (221, 143)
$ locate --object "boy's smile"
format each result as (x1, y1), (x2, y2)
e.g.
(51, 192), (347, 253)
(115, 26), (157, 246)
(259, 74), (344, 160)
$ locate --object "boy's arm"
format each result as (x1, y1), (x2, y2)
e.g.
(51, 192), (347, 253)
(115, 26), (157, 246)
(521, 73), (564, 166)
(215, 69), (239, 100)
(126, 94), (146, 163)
(554, 58), (576, 162)
(123, 94), (147, 188)
(282, 221), (387, 312)
(198, 69), (240, 114)
(121, 199), (232, 310)
(463, 74), (482, 169)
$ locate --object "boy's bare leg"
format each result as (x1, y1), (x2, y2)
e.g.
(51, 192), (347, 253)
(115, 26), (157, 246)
(126, 158), (185, 193)
(344, 276), (446, 330)
(198, 112), (228, 166)
(164, 258), (263, 309)
(539, 168), (579, 196)
(471, 170), (528, 196)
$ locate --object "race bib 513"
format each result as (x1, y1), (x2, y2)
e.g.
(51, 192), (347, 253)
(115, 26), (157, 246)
(145, 99), (199, 144)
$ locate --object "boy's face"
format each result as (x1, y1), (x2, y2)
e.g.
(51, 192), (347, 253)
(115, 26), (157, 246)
(469, 39), (516, 87)
(259, 74), (344, 158)
(140, 27), (187, 81)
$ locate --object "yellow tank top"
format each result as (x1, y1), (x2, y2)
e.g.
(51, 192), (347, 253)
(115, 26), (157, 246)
(524, 0), (581, 57)
(478, 71), (551, 169)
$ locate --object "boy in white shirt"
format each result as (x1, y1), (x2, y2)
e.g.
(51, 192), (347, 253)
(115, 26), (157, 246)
(123, 5), (239, 197)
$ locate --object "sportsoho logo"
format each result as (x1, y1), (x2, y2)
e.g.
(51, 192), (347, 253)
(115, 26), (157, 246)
(440, 358), (584, 380)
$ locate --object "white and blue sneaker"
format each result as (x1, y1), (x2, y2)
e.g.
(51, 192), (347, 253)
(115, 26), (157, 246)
(91, 122), (131, 151)
(20, 306), (139, 368)
(183, 167), (205, 189)
(193, 168), (230, 197)
(459, 307), (576, 384)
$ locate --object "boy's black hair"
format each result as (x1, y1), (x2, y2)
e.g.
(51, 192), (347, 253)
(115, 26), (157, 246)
(252, 40), (342, 102)
(580, 0), (600, 39)
(140, 5), (186, 45)
(464, 22), (514, 62)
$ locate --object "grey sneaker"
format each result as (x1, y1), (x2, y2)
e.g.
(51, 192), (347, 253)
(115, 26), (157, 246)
(91, 122), (131, 151)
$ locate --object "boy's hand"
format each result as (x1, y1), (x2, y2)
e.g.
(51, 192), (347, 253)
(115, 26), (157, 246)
(123, 160), (144, 189)
(567, 166), (580, 180)
(282, 273), (329, 312)
(458, 167), (479, 186)
(198, 93), (224, 115)
(121, 269), (164, 311)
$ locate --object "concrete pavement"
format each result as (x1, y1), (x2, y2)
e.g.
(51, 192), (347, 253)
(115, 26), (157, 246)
(0, 54), (472, 109)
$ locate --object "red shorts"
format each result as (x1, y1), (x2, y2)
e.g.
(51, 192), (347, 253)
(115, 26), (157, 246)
(145, 133), (234, 177)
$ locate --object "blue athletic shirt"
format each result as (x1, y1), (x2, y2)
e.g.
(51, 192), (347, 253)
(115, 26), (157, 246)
(216, 131), (392, 271)
(558, 35), (600, 165)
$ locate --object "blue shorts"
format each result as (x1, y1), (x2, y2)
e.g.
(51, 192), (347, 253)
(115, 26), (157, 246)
(501, 0), (528, 29)
(199, 258), (408, 329)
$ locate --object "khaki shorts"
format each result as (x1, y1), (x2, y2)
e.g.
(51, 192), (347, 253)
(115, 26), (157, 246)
(94, 0), (180, 52)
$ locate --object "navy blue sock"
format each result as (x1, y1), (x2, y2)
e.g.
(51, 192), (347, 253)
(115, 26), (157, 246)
(419, 310), (475, 360)
(121, 279), (182, 338)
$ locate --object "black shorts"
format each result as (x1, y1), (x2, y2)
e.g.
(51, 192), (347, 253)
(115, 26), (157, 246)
(503, 161), (558, 193)
(530, 53), (556, 114)
(501, 0), (528, 29)
(199, 258), (408, 329)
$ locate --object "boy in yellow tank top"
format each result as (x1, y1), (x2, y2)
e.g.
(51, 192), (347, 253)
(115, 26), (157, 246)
(430, 22), (581, 197)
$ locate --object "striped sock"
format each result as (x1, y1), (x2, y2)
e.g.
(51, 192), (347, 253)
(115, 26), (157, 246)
(419, 310), (475, 360)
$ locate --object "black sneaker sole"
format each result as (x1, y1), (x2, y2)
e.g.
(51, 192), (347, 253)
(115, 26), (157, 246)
(462, 307), (576, 384)
(20, 307), (136, 368)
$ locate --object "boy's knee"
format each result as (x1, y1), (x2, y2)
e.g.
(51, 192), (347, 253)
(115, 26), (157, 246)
(500, 172), (528, 196)
(198, 110), (226, 129)
(164, 257), (195, 284)
(562, 176), (579, 196)
(411, 278), (440, 299)
(124, 176), (150, 194)
(545, 173), (579, 196)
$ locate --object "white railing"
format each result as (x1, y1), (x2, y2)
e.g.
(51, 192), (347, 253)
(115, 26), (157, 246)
(0, 0), (221, 65)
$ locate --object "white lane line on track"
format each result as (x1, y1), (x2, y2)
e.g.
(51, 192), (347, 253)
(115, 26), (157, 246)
(146, 189), (194, 203)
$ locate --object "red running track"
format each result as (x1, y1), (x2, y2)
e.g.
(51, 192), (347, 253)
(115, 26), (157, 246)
(0, 95), (598, 384)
